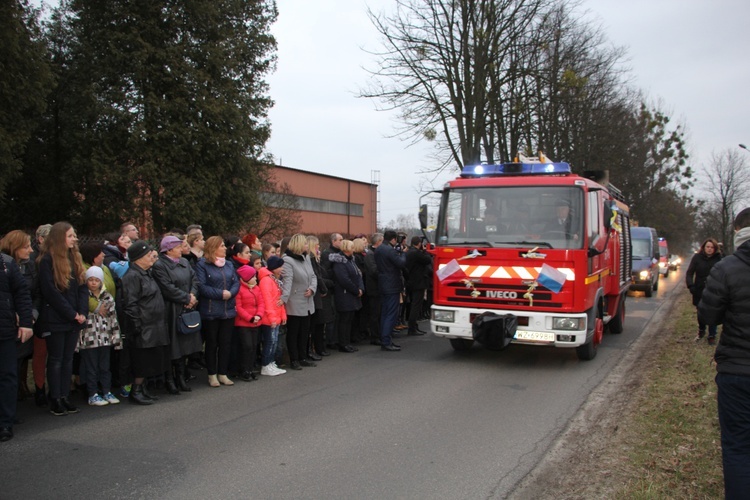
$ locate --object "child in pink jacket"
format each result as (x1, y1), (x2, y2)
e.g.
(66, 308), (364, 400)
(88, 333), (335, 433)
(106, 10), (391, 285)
(235, 265), (266, 381)
(258, 257), (287, 376)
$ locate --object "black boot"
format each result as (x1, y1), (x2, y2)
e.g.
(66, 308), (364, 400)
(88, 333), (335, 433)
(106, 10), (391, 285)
(165, 370), (180, 395)
(60, 396), (79, 414)
(176, 362), (191, 392)
(35, 385), (48, 408)
(49, 398), (68, 416)
(141, 382), (159, 401)
(129, 384), (154, 405)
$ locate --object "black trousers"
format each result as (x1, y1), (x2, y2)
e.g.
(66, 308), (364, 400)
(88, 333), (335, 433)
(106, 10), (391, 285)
(368, 295), (381, 341)
(236, 326), (260, 373)
(203, 318), (234, 375)
(286, 314), (311, 363)
(0, 338), (17, 427)
(45, 330), (78, 400)
(311, 310), (326, 354)
(337, 310), (356, 346)
(408, 288), (425, 331)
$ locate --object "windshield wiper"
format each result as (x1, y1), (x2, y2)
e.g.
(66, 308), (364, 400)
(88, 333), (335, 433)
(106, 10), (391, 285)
(449, 241), (494, 247)
(505, 240), (554, 249)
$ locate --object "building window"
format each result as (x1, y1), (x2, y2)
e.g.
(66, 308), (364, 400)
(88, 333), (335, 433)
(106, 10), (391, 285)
(262, 193), (363, 216)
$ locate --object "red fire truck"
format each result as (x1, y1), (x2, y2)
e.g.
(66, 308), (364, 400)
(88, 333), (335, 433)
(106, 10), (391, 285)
(420, 156), (632, 360)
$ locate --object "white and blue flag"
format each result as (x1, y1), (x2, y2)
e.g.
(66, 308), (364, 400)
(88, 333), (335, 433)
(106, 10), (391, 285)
(536, 263), (566, 294)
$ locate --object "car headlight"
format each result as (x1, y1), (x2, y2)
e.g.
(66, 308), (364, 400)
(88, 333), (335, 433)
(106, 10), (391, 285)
(553, 317), (583, 330)
(639, 270), (651, 279)
(658, 262), (666, 268)
(433, 310), (455, 322)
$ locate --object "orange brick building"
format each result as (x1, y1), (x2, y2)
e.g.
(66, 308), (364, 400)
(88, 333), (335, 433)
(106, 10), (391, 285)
(270, 165), (378, 236)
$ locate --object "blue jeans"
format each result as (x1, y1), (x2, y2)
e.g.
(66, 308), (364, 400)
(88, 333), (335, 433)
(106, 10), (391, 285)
(716, 372), (750, 499)
(380, 293), (400, 346)
(261, 325), (279, 367)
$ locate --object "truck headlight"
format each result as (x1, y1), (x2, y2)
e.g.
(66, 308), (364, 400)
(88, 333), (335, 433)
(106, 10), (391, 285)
(553, 317), (583, 330)
(639, 270), (650, 279)
(433, 310), (455, 322)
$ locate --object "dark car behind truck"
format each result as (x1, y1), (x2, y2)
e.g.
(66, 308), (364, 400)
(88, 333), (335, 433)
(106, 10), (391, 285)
(630, 226), (659, 297)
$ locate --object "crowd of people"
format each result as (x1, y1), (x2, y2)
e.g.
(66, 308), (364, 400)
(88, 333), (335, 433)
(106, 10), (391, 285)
(0, 222), (433, 442)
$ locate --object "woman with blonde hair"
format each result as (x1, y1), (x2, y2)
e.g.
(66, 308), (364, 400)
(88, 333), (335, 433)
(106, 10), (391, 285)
(196, 236), (239, 386)
(37, 222), (88, 416)
(330, 239), (364, 353)
(351, 237), (369, 343)
(280, 233), (317, 370)
(307, 235), (331, 358)
(185, 231), (205, 268)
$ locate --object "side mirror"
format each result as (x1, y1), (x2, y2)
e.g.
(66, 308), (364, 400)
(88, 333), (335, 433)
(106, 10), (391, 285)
(419, 204), (428, 230)
(588, 234), (608, 257)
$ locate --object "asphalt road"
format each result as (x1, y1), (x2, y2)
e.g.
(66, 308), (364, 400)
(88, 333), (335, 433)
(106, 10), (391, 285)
(2, 270), (683, 500)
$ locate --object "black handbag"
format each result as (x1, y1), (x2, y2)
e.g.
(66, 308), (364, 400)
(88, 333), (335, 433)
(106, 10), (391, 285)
(178, 310), (202, 335)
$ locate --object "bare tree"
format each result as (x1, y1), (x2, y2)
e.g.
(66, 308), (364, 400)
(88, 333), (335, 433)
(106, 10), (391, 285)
(701, 149), (750, 252)
(362, 0), (544, 170)
(518, 1), (629, 166)
(360, 0), (696, 240)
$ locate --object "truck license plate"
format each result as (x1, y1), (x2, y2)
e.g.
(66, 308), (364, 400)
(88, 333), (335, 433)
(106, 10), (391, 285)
(514, 330), (555, 342)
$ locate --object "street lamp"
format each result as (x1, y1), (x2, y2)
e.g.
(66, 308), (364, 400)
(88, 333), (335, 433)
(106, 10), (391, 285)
(740, 143), (750, 153)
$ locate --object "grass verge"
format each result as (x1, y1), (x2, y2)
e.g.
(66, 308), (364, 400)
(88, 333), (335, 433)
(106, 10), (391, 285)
(613, 292), (723, 498)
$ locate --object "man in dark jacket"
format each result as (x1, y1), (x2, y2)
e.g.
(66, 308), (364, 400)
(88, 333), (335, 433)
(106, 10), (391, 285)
(0, 253), (33, 442)
(374, 230), (406, 351)
(699, 207), (750, 499)
(405, 236), (432, 336)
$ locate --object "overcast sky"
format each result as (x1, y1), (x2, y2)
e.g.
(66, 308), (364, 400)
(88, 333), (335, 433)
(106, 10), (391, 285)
(265, 0), (750, 227)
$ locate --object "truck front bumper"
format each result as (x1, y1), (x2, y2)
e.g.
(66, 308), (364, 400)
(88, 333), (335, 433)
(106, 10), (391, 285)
(430, 305), (589, 348)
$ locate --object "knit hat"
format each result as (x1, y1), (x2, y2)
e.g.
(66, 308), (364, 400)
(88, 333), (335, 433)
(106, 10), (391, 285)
(266, 255), (284, 271)
(236, 265), (256, 282)
(160, 235), (183, 253)
(85, 266), (104, 282)
(128, 240), (153, 262)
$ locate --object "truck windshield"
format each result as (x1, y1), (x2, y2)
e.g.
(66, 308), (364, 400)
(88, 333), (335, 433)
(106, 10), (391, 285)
(435, 186), (584, 249)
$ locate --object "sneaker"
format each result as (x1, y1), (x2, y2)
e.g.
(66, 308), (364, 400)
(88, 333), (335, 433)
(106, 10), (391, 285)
(103, 392), (120, 404)
(119, 384), (132, 398)
(88, 394), (109, 407)
(708, 336), (717, 345)
(261, 364), (280, 377)
(271, 362), (286, 374)
(694, 331), (705, 342)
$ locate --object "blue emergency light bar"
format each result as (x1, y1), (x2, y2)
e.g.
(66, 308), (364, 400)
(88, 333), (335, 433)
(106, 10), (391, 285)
(460, 162), (571, 178)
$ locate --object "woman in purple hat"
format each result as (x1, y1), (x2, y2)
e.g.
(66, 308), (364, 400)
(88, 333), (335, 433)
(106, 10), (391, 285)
(152, 235), (200, 394)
